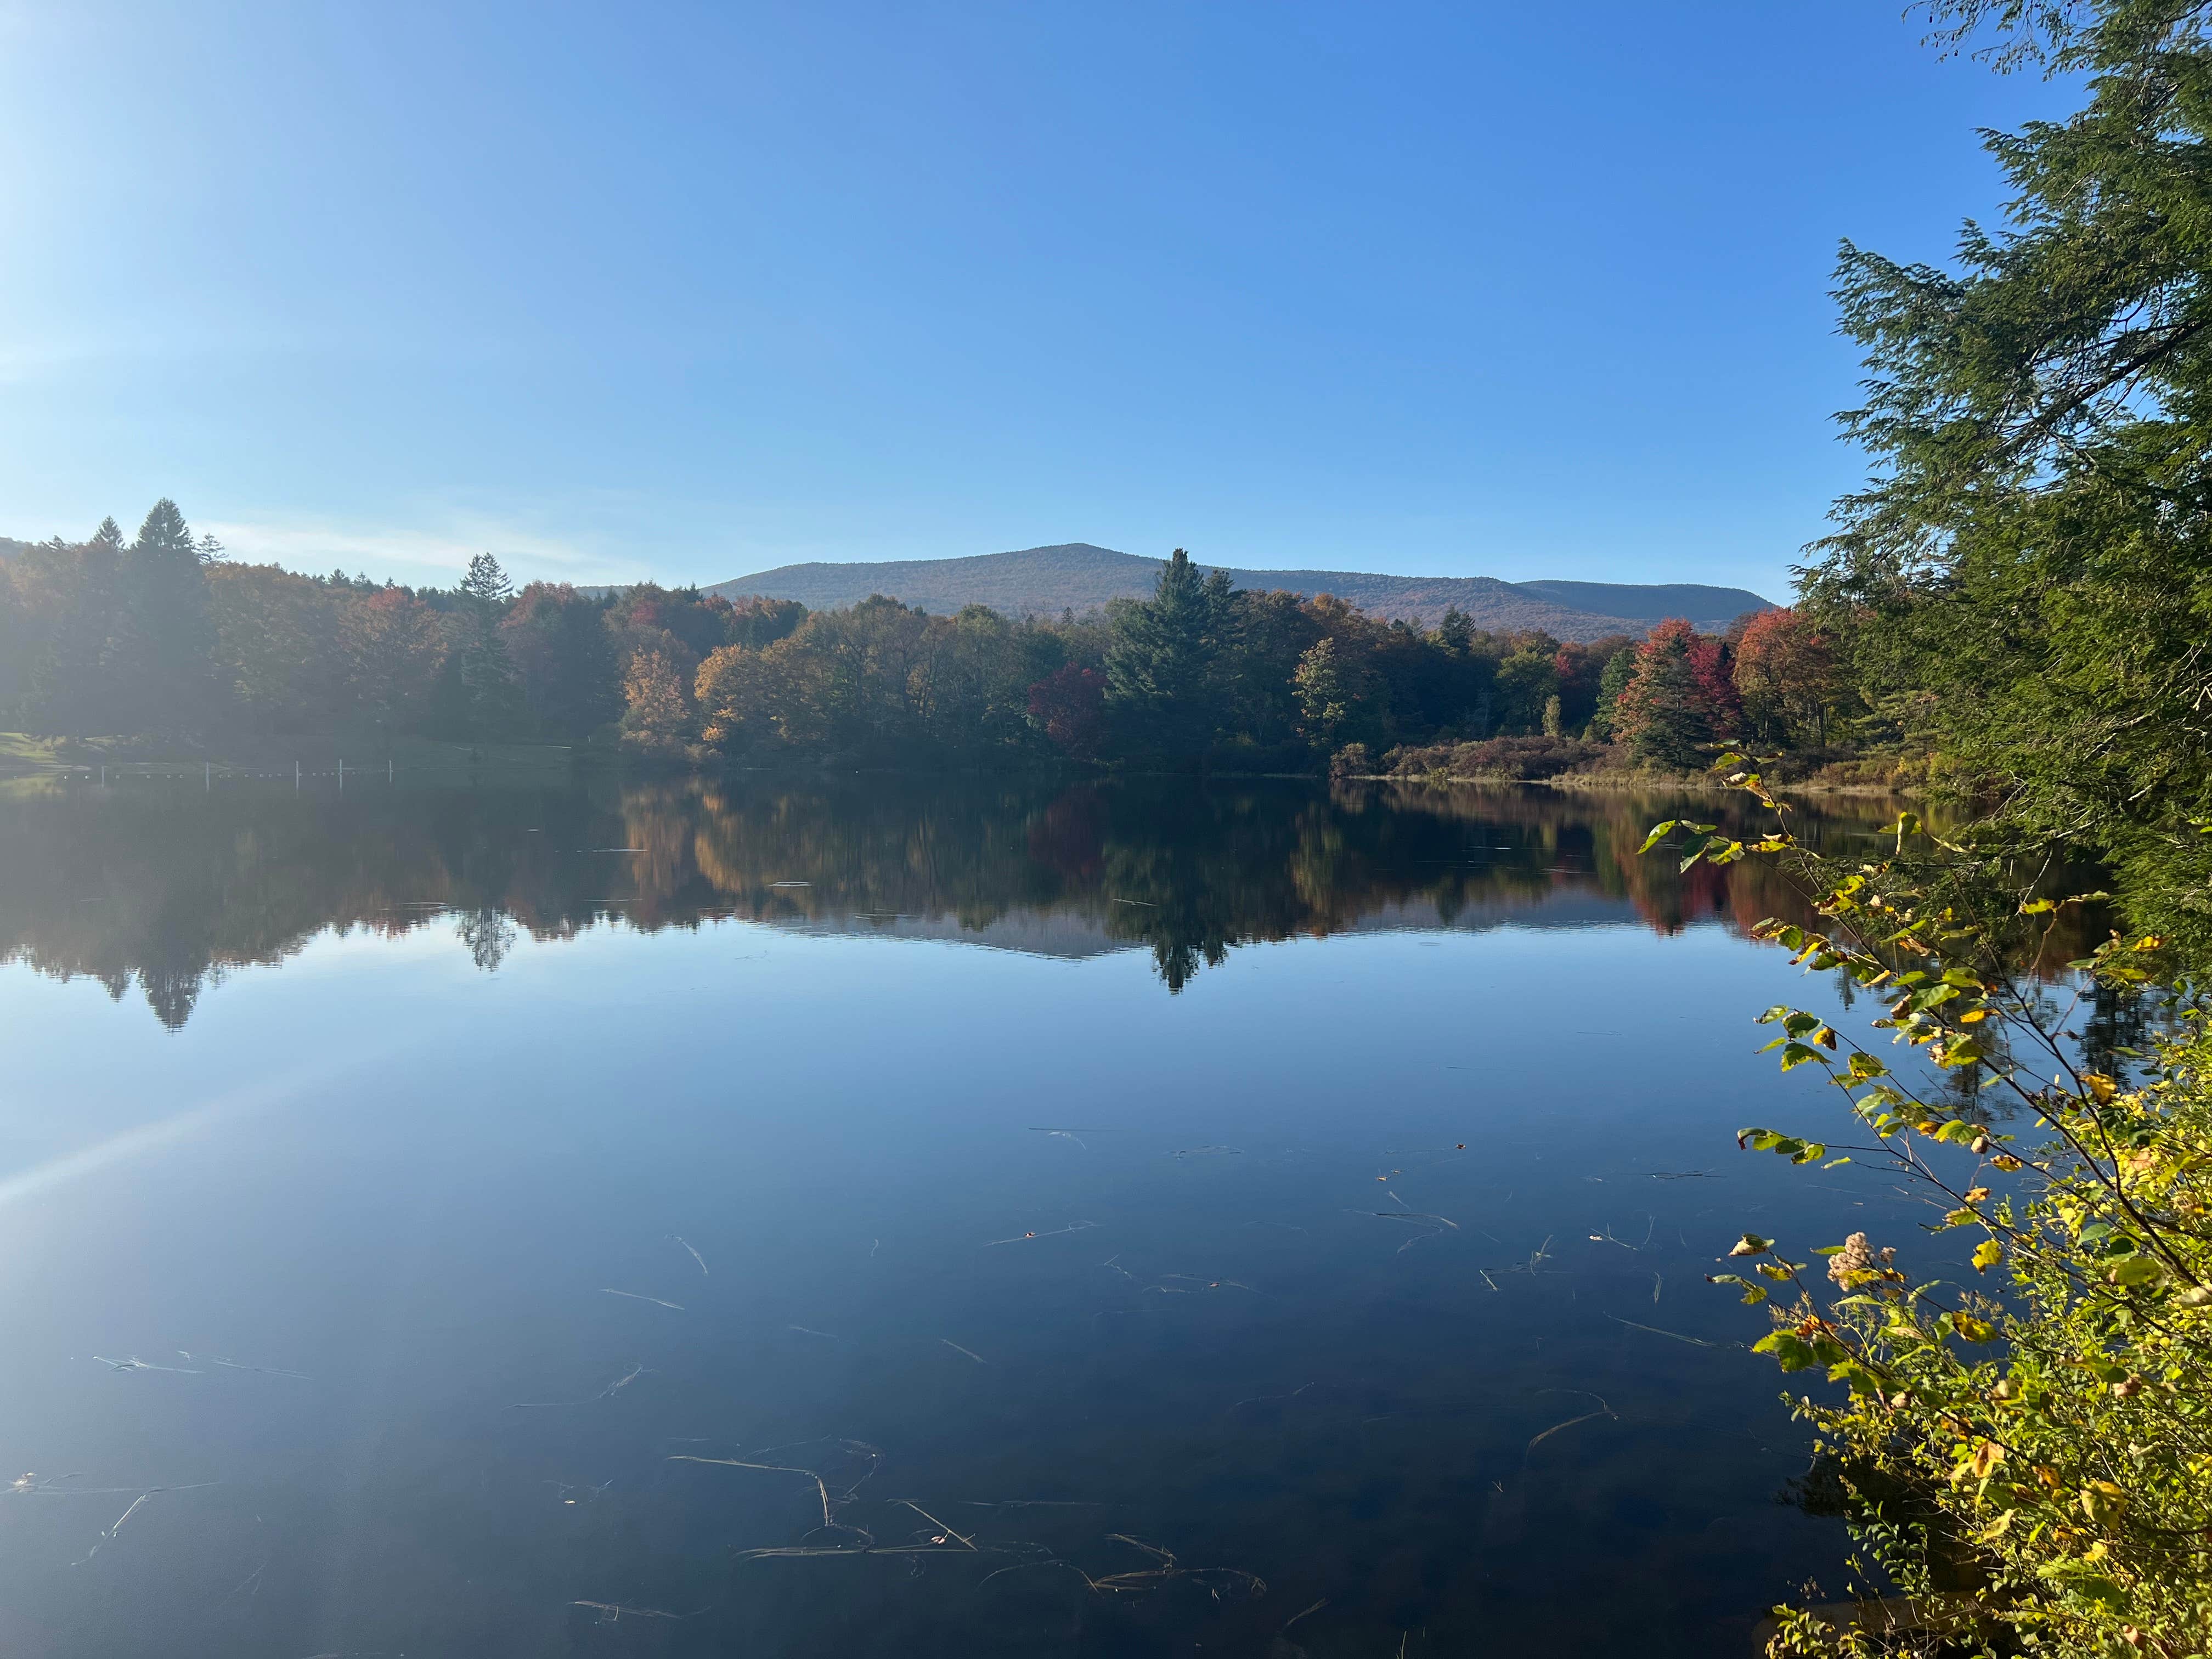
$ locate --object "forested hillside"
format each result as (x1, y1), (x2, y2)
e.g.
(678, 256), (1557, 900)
(706, 542), (1773, 636)
(0, 514), (1837, 777)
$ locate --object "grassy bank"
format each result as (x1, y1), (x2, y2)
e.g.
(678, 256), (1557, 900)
(0, 732), (589, 781)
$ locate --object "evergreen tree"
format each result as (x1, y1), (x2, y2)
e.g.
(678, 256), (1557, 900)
(1804, 0), (2212, 941)
(1588, 645), (1639, 740)
(454, 552), (523, 738)
(1103, 549), (1236, 757)
(123, 499), (217, 734)
(1611, 619), (1713, 769)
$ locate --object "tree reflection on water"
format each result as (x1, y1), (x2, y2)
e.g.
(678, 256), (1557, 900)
(0, 774), (1971, 1025)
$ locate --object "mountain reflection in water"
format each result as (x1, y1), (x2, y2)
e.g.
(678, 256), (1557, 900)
(0, 774), (1904, 1028)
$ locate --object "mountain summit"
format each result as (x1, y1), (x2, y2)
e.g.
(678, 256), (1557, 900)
(704, 544), (1773, 641)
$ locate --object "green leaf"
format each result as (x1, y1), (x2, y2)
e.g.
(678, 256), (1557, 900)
(1972, 1239), (2003, 1273)
(1780, 1042), (1820, 1071)
(1637, 821), (1678, 855)
(1752, 1330), (1816, 1371)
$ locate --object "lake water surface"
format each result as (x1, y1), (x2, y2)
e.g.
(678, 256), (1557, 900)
(0, 774), (1929, 1657)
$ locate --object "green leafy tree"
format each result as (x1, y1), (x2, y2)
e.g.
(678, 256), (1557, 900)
(1291, 641), (1353, 752)
(1492, 641), (1560, 734)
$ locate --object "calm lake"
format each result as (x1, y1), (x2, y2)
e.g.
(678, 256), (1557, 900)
(0, 772), (1938, 1657)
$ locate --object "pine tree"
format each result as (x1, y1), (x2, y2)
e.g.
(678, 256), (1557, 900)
(1103, 549), (1235, 757)
(122, 499), (217, 735)
(1589, 645), (1639, 740)
(1611, 619), (1714, 769)
(455, 553), (523, 738)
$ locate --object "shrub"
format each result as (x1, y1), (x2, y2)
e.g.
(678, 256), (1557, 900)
(1647, 760), (2212, 1657)
(1384, 733), (1604, 781)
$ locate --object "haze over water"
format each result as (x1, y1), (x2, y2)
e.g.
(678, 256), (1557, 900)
(0, 775), (1948, 1656)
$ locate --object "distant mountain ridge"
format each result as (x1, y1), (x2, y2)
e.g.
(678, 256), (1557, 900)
(703, 543), (1775, 641)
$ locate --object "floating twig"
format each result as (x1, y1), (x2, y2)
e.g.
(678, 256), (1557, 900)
(984, 1220), (1099, 1248)
(893, 1499), (977, 1549)
(92, 1355), (200, 1374)
(940, 1339), (989, 1365)
(70, 1482), (216, 1566)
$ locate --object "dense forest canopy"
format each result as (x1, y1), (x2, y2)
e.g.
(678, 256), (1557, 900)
(2, 511), (1826, 776)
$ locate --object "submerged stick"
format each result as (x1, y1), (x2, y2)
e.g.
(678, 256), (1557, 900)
(1606, 1314), (1738, 1350)
(1526, 1409), (1615, 1451)
(1525, 1389), (1618, 1455)
(210, 1357), (312, 1380)
(601, 1289), (685, 1311)
(669, 1235), (709, 1277)
(504, 1361), (647, 1410)
(573, 1600), (686, 1622)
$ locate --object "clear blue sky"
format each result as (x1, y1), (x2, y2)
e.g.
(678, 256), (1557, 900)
(0, 2), (2069, 599)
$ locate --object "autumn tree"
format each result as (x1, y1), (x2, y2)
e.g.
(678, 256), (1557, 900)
(503, 583), (619, 737)
(1026, 663), (1107, 758)
(619, 647), (694, 755)
(1611, 618), (1725, 769)
(1732, 606), (1846, 748)
(342, 587), (447, 733)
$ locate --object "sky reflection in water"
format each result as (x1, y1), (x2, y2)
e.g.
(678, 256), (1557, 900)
(0, 775), (1938, 1657)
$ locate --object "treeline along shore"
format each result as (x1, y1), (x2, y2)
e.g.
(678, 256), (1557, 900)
(1, 509), (1857, 781)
